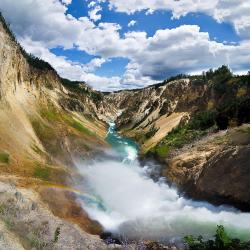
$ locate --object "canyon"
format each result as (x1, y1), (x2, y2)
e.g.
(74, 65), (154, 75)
(0, 12), (249, 249)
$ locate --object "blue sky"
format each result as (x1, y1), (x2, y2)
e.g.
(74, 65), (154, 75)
(0, 0), (249, 90)
(58, 0), (240, 79)
(67, 0), (240, 42)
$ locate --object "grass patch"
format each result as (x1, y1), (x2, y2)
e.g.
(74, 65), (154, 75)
(40, 108), (60, 122)
(155, 144), (170, 158)
(62, 114), (95, 137)
(31, 119), (62, 156)
(0, 204), (5, 214)
(149, 125), (211, 158)
(34, 164), (50, 180)
(28, 232), (50, 250)
(31, 120), (57, 141)
(0, 152), (9, 164)
(148, 111), (218, 158)
(71, 120), (94, 136)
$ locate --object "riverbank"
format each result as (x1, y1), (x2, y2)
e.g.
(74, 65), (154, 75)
(139, 124), (250, 212)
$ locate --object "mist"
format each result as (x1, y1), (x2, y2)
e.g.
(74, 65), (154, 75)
(76, 123), (250, 242)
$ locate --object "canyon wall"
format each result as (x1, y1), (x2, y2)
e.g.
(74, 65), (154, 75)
(0, 16), (114, 249)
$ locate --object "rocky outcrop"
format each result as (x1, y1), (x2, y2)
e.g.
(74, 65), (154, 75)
(0, 181), (108, 250)
(163, 124), (250, 210)
(0, 14), (111, 247)
(104, 79), (208, 151)
(104, 67), (250, 210)
(0, 16), (109, 164)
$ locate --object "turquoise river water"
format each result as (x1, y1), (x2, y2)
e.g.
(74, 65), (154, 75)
(78, 122), (250, 243)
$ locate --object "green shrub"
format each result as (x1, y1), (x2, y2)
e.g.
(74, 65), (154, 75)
(61, 78), (88, 94)
(54, 227), (60, 243)
(215, 113), (229, 130)
(0, 152), (9, 164)
(149, 115), (213, 158)
(0, 205), (5, 214)
(237, 97), (250, 124)
(90, 92), (103, 102)
(145, 126), (158, 139)
(214, 225), (231, 249)
(214, 96), (250, 130)
(161, 125), (206, 148)
(29, 233), (50, 250)
(61, 78), (103, 102)
(184, 225), (250, 250)
(189, 111), (216, 130)
(23, 51), (54, 71)
(184, 235), (207, 250)
(152, 74), (189, 89)
(4, 217), (14, 230)
(0, 12), (16, 42)
(34, 164), (50, 180)
(155, 144), (170, 158)
(203, 65), (233, 95)
(212, 65), (233, 91)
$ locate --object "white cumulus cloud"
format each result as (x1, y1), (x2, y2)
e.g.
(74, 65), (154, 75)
(107, 0), (250, 38)
(61, 0), (72, 5)
(88, 5), (102, 22)
(0, 0), (250, 91)
(128, 20), (137, 27)
(83, 58), (107, 72)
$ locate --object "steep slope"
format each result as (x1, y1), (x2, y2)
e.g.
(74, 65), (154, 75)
(0, 182), (108, 249)
(106, 68), (250, 209)
(107, 71), (249, 152)
(163, 124), (250, 210)
(0, 15), (110, 164)
(0, 14), (115, 248)
(108, 78), (207, 151)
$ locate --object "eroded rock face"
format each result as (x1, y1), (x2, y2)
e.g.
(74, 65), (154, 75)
(0, 181), (107, 250)
(103, 79), (208, 151)
(0, 18), (110, 164)
(0, 178), (183, 249)
(0, 16), (111, 244)
(163, 125), (250, 210)
(38, 187), (103, 235)
(195, 146), (250, 209)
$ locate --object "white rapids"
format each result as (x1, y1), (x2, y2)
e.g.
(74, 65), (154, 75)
(77, 123), (250, 242)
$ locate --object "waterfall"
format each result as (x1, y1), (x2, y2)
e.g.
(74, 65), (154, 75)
(76, 123), (250, 242)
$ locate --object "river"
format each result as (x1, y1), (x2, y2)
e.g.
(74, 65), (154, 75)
(78, 122), (250, 243)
